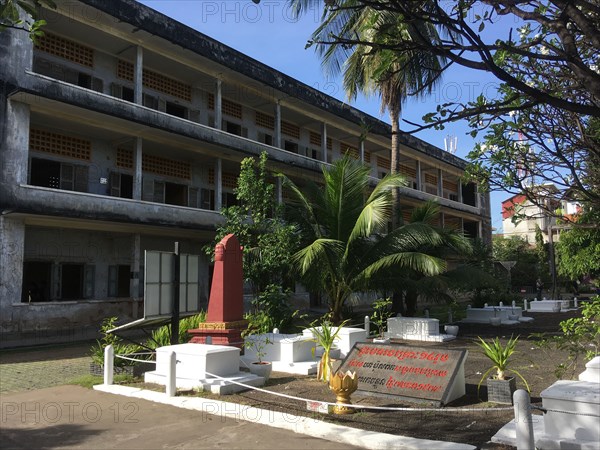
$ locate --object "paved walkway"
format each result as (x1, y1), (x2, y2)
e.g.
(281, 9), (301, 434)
(0, 343), (92, 394)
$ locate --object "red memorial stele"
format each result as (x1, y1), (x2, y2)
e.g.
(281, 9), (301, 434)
(188, 234), (247, 348)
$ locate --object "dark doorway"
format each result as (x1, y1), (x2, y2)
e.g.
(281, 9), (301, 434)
(61, 264), (84, 300)
(22, 261), (52, 302)
(164, 182), (187, 206)
(30, 158), (60, 189)
(117, 265), (130, 297)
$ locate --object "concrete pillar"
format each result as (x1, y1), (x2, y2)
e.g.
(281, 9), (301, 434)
(415, 160), (422, 191)
(215, 158), (222, 212)
(359, 140), (365, 163)
(1, 100), (30, 185)
(437, 169), (443, 197)
(458, 180), (463, 203)
(134, 46), (143, 105)
(0, 217), (25, 308)
(276, 177), (283, 206)
(440, 211), (445, 228)
(104, 345), (114, 385)
(274, 100), (281, 149)
(215, 78), (222, 130)
(364, 316), (370, 337)
(0, 14), (33, 83)
(130, 233), (141, 303)
(513, 390), (535, 450)
(166, 350), (176, 397)
(133, 137), (142, 200)
(321, 122), (328, 163)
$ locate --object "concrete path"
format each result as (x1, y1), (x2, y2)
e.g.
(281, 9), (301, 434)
(1, 385), (358, 449)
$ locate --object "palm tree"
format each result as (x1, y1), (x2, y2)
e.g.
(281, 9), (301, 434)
(290, 0), (446, 226)
(282, 156), (467, 323)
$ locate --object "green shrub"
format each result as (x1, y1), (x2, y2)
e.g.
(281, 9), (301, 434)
(245, 284), (302, 334)
(146, 311), (206, 350)
(89, 317), (141, 368)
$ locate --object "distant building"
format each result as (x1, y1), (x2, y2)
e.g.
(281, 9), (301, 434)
(0, 0), (491, 344)
(501, 184), (582, 243)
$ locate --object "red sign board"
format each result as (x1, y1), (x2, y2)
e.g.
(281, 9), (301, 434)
(337, 342), (467, 405)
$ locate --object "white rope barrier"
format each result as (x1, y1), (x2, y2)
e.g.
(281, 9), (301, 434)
(203, 370), (513, 412)
(114, 354), (156, 364)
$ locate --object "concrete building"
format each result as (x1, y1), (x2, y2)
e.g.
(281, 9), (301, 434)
(0, 0), (491, 345)
(501, 184), (581, 244)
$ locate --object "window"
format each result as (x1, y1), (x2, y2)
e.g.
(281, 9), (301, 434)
(58, 264), (94, 300)
(284, 140), (298, 153)
(121, 86), (134, 102)
(30, 157), (89, 192)
(22, 261), (52, 302)
(166, 101), (188, 119)
(108, 265), (130, 297)
(201, 188), (214, 210)
(258, 132), (273, 146)
(109, 172), (133, 199)
(165, 182), (188, 206)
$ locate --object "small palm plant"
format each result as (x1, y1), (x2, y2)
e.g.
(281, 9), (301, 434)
(476, 335), (530, 393)
(309, 318), (349, 382)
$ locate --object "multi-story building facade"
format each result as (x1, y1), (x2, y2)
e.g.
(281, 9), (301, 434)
(0, 0), (491, 344)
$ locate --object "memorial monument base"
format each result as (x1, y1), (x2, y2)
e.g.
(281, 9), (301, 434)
(188, 320), (248, 348)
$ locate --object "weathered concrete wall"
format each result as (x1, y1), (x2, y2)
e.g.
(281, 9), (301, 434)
(0, 217), (25, 310)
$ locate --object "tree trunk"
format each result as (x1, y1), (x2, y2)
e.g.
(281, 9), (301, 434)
(391, 291), (405, 316)
(390, 106), (401, 229)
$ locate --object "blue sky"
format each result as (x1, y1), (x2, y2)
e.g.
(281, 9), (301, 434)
(140, 0), (507, 232)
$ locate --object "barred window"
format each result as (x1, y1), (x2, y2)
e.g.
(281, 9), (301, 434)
(117, 60), (192, 102)
(142, 154), (191, 180)
(425, 173), (438, 185)
(400, 164), (417, 178)
(255, 111), (275, 129)
(310, 132), (321, 147)
(281, 121), (300, 139)
(30, 128), (91, 161)
(377, 156), (390, 171)
(35, 33), (94, 67)
(116, 148), (133, 169)
(222, 99), (242, 119)
(341, 142), (359, 159)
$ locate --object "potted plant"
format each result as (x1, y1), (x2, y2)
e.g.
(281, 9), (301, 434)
(308, 318), (349, 382)
(476, 335), (530, 404)
(371, 298), (392, 343)
(243, 332), (273, 381)
(90, 317), (144, 377)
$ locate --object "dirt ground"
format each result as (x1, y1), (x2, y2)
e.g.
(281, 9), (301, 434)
(134, 310), (581, 449)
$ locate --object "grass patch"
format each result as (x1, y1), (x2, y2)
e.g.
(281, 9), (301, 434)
(68, 374), (137, 389)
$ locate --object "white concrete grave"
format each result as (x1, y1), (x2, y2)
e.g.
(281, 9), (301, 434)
(241, 332), (318, 375)
(144, 343), (265, 394)
(385, 317), (456, 342)
(302, 326), (367, 358)
(460, 306), (532, 325)
(528, 299), (571, 312)
(492, 356), (600, 449)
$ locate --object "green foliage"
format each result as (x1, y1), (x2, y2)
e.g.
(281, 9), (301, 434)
(0, 0), (55, 41)
(146, 311), (206, 350)
(242, 333), (272, 364)
(206, 152), (298, 294)
(556, 212), (600, 282)
(284, 156), (470, 323)
(532, 298), (600, 378)
(535, 225), (549, 280)
(308, 317), (349, 382)
(475, 335), (530, 393)
(492, 235), (540, 289)
(89, 317), (141, 368)
(371, 298), (393, 337)
(244, 284), (302, 334)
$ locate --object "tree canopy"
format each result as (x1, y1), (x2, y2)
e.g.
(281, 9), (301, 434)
(288, 0), (600, 218)
(0, 0), (55, 41)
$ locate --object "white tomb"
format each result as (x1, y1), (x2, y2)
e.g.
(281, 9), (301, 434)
(528, 299), (571, 312)
(144, 343), (265, 394)
(460, 307), (527, 325)
(241, 333), (318, 375)
(385, 317), (456, 342)
(302, 326), (367, 358)
(492, 356), (600, 449)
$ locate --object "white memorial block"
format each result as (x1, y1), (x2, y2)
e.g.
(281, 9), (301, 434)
(461, 307), (528, 325)
(386, 317), (456, 342)
(145, 343), (264, 394)
(579, 357), (600, 383)
(540, 380), (600, 442)
(302, 326), (367, 358)
(241, 333), (318, 375)
(529, 299), (570, 312)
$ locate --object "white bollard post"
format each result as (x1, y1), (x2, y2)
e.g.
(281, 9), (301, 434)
(574, 297), (578, 308)
(364, 316), (370, 337)
(513, 389), (535, 450)
(424, 309), (429, 318)
(524, 299), (528, 311)
(205, 336), (212, 345)
(467, 304), (471, 309)
(447, 309), (453, 324)
(499, 301), (504, 307)
(104, 344), (114, 385)
(272, 328), (280, 334)
(166, 351), (176, 397)
(512, 300), (516, 308)
(484, 303), (489, 308)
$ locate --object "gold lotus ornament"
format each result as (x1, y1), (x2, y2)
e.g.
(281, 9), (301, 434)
(328, 370), (359, 415)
